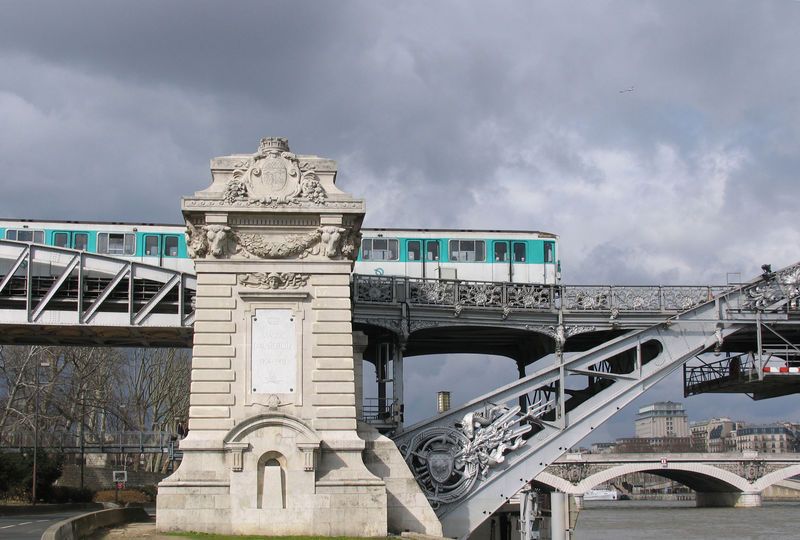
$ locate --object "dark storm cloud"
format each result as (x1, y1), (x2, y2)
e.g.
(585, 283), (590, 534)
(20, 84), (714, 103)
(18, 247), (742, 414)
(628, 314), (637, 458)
(2, 0), (799, 435)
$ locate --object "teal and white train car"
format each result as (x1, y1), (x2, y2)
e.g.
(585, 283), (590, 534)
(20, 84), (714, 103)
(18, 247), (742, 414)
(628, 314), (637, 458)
(0, 220), (560, 284)
(0, 219), (191, 272)
(357, 228), (559, 284)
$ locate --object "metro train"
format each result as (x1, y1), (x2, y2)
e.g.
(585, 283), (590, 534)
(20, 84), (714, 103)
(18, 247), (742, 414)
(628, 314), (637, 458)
(0, 219), (560, 283)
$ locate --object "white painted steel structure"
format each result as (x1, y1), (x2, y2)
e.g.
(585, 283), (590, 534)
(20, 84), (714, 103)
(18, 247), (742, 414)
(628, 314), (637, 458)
(0, 239), (196, 347)
(390, 261), (800, 537)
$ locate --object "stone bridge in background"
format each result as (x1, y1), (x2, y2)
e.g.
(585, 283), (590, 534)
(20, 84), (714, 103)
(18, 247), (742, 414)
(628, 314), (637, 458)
(539, 452), (800, 507)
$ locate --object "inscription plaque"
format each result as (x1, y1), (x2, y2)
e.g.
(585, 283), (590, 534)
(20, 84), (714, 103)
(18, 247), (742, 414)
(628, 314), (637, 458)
(252, 308), (297, 394)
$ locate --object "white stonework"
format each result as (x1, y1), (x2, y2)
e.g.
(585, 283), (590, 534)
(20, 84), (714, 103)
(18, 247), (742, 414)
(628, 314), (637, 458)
(157, 137), (407, 536)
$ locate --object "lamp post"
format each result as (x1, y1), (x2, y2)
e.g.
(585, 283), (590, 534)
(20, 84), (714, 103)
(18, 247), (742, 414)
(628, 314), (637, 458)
(32, 360), (51, 505)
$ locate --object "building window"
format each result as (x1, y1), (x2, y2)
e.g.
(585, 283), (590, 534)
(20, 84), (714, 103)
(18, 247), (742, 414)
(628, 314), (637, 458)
(426, 241), (440, 261)
(361, 238), (399, 261)
(53, 232), (69, 248)
(544, 241), (555, 263)
(97, 233), (135, 255)
(164, 236), (179, 257)
(513, 242), (526, 262)
(407, 240), (421, 261)
(145, 236), (159, 256)
(494, 242), (508, 262)
(449, 240), (486, 262)
(6, 229), (45, 244)
(74, 233), (88, 251)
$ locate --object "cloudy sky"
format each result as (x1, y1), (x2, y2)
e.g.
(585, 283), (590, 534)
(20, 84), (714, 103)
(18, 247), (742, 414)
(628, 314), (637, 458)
(2, 0), (800, 441)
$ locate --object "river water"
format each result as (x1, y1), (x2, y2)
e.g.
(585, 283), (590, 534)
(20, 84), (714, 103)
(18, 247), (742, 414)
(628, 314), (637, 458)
(573, 500), (800, 540)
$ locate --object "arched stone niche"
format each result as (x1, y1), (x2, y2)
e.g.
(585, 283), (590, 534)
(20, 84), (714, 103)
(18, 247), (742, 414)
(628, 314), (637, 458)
(257, 451), (287, 509)
(223, 413), (320, 516)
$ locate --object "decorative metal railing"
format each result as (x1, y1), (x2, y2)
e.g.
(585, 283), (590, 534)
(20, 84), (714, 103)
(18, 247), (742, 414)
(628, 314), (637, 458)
(353, 274), (731, 313)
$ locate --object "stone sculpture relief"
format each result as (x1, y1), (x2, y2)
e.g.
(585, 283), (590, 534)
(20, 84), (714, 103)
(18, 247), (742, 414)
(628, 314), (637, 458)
(185, 222), (235, 259)
(239, 272), (309, 290)
(186, 223), (359, 261)
(235, 229), (323, 259)
(222, 137), (328, 207)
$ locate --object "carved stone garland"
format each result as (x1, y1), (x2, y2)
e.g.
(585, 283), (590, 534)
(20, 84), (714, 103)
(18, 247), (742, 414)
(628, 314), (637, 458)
(239, 272), (309, 290)
(185, 223), (360, 261)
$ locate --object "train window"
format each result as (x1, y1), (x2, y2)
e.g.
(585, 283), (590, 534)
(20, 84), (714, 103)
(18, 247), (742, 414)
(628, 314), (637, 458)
(449, 240), (485, 262)
(426, 241), (440, 261)
(145, 236), (159, 256)
(164, 236), (179, 257)
(407, 240), (421, 262)
(97, 233), (135, 255)
(74, 233), (88, 251)
(494, 242), (508, 262)
(361, 238), (399, 261)
(53, 232), (69, 248)
(6, 229), (45, 243)
(513, 242), (526, 262)
(544, 242), (554, 263)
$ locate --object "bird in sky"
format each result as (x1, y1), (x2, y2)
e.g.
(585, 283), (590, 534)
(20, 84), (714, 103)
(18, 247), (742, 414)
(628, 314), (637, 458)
(619, 86), (635, 93)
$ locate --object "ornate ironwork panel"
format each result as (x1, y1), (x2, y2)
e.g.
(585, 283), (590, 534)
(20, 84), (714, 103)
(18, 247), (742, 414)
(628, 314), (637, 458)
(458, 282), (503, 308)
(562, 286), (612, 310)
(409, 278), (457, 305)
(353, 275), (395, 303)
(613, 286), (661, 311)
(506, 284), (553, 309)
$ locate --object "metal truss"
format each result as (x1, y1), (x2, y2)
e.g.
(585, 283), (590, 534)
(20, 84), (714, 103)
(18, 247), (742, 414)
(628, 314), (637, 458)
(0, 240), (196, 346)
(390, 262), (800, 538)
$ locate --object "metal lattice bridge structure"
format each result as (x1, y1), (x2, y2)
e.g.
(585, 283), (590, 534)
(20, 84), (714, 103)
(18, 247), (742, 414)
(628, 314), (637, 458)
(0, 239), (195, 346)
(3, 238), (800, 536)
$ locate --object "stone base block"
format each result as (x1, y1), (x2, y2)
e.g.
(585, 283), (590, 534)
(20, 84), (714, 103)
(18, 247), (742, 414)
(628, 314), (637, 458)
(158, 417), (389, 537)
(360, 422), (443, 536)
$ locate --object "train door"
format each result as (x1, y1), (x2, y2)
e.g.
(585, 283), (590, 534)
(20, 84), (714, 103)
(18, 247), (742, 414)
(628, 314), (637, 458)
(424, 239), (442, 279)
(511, 241), (529, 283)
(52, 230), (71, 249)
(143, 234), (162, 266)
(52, 230), (90, 251)
(492, 241), (511, 282)
(543, 240), (556, 284)
(405, 239), (423, 278)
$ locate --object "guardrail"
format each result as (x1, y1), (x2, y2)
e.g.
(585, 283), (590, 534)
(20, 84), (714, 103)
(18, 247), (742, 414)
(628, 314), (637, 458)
(353, 274), (731, 313)
(0, 431), (178, 454)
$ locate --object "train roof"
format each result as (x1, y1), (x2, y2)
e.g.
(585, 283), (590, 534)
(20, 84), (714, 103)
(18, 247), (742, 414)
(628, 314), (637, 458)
(0, 218), (558, 238)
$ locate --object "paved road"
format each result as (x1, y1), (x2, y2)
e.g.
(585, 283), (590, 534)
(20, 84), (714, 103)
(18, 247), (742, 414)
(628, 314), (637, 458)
(0, 509), (89, 539)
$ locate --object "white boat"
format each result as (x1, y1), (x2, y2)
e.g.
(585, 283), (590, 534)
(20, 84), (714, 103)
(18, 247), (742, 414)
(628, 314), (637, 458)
(583, 489), (620, 501)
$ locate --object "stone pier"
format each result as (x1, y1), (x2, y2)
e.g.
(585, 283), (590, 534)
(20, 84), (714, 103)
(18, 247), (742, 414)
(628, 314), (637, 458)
(156, 137), (438, 536)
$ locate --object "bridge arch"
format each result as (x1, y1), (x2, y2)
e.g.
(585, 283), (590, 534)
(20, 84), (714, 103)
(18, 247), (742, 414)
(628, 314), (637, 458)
(540, 462), (753, 495)
(753, 463), (800, 492)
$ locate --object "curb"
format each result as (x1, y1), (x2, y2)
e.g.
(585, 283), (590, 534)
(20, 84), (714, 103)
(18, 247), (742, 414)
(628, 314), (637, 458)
(42, 507), (150, 540)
